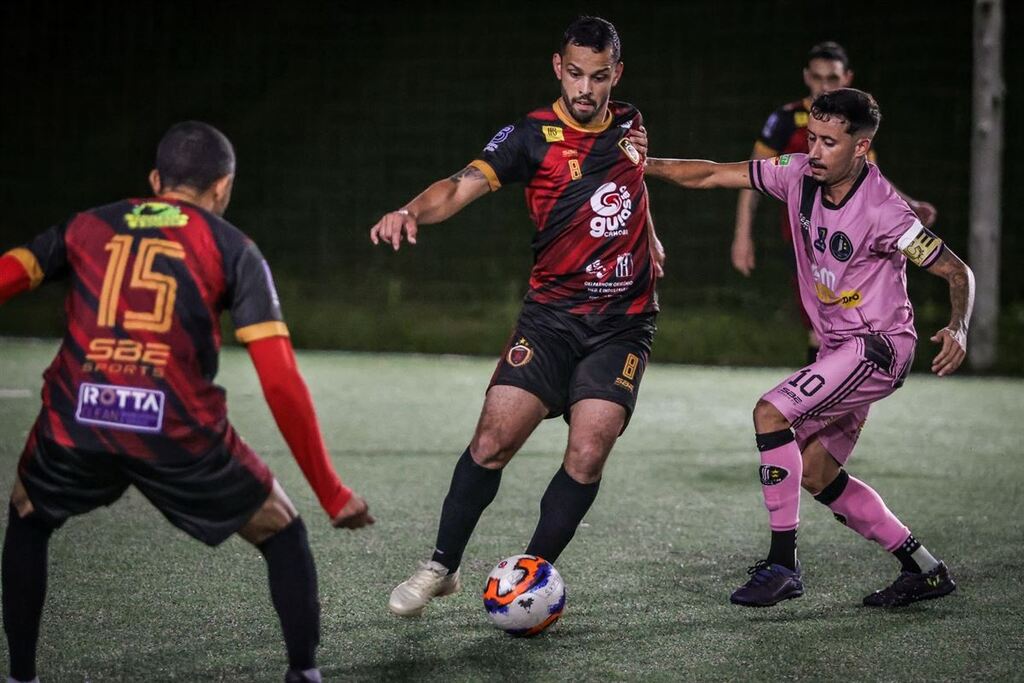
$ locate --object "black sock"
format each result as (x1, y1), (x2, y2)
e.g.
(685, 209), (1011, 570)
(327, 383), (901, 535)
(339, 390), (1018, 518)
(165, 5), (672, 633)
(767, 529), (797, 571)
(431, 448), (503, 573)
(525, 466), (601, 564)
(3, 504), (55, 683)
(258, 517), (319, 671)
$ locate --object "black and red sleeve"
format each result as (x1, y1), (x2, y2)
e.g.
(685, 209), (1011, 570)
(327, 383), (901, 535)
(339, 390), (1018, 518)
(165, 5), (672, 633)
(470, 120), (538, 190)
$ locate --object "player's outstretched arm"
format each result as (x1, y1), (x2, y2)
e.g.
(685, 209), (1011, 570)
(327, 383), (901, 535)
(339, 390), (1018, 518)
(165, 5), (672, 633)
(369, 164), (492, 251)
(0, 251), (36, 305)
(645, 158), (753, 191)
(247, 336), (375, 529)
(925, 247), (975, 377)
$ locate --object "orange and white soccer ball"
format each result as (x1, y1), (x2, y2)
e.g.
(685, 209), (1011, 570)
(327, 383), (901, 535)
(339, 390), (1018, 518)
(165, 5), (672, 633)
(482, 554), (565, 636)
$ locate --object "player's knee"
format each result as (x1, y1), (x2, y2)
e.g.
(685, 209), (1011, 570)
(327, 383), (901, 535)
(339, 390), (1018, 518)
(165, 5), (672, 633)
(801, 468), (829, 495)
(469, 431), (517, 469)
(563, 442), (609, 484)
(753, 399), (789, 432)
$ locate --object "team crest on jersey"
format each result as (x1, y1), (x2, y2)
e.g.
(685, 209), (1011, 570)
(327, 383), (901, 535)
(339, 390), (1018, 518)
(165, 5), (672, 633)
(618, 137), (641, 165)
(759, 465), (789, 486)
(542, 126), (564, 143)
(829, 231), (854, 261)
(124, 202), (189, 229)
(794, 111), (809, 127)
(507, 338), (534, 367)
(484, 125), (514, 153)
(76, 382), (165, 433)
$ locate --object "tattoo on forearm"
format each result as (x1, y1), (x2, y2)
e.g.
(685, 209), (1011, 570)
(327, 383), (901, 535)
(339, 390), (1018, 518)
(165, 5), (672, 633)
(449, 166), (485, 184)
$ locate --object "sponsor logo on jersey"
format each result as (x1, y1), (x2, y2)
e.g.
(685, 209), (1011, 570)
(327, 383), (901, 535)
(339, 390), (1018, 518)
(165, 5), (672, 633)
(484, 125), (514, 153)
(588, 182), (633, 238)
(615, 253), (633, 278)
(815, 282), (863, 308)
(542, 126), (564, 143)
(759, 464), (789, 486)
(83, 338), (170, 378)
(772, 154), (793, 167)
(124, 202), (189, 229)
(76, 382), (165, 432)
(829, 231), (854, 261)
(507, 338), (533, 367)
(618, 137), (641, 165)
(561, 148), (578, 158)
(585, 258), (608, 279)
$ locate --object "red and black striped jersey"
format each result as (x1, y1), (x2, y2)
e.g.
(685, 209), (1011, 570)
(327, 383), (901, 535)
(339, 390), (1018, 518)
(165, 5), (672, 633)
(470, 100), (657, 315)
(756, 99), (813, 157)
(7, 198), (287, 460)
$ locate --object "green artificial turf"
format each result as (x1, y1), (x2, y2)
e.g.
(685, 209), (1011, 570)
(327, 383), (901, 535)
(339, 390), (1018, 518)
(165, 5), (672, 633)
(0, 338), (1021, 681)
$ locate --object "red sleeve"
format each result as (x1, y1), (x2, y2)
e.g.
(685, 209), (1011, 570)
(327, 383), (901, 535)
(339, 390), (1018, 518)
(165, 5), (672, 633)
(247, 335), (352, 518)
(0, 253), (33, 305)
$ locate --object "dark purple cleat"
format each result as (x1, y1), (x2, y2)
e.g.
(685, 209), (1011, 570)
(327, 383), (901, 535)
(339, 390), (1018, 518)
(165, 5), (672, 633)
(863, 561), (956, 607)
(730, 559), (804, 607)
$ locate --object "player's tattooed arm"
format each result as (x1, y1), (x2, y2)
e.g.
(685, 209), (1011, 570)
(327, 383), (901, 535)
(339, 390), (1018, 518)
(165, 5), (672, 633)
(925, 246), (975, 376)
(448, 165), (486, 184)
(370, 164), (490, 250)
(644, 158), (752, 191)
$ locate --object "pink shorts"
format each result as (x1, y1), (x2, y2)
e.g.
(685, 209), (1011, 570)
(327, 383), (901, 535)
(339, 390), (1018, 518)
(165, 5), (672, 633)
(762, 333), (915, 464)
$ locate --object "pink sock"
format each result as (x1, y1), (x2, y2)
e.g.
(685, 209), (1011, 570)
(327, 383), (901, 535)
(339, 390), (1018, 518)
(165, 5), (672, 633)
(828, 476), (910, 551)
(758, 436), (802, 531)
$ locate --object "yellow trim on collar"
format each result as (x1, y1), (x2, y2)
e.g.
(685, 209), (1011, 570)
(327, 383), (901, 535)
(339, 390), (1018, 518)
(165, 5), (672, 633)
(552, 99), (612, 134)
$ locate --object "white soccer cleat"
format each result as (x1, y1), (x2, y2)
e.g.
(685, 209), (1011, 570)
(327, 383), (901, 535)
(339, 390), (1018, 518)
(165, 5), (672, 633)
(388, 560), (462, 617)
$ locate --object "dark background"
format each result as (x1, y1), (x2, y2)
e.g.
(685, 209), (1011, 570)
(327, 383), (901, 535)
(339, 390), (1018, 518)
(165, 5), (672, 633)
(1, 1), (1020, 370)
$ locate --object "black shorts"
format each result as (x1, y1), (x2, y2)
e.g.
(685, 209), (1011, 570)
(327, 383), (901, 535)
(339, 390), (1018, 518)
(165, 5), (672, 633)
(17, 423), (273, 546)
(489, 302), (657, 429)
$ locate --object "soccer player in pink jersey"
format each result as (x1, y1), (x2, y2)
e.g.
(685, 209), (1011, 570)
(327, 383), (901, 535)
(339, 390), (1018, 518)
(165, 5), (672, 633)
(645, 88), (974, 607)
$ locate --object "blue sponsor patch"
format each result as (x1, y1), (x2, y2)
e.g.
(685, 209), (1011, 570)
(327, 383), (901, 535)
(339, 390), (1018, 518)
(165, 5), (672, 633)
(75, 382), (165, 433)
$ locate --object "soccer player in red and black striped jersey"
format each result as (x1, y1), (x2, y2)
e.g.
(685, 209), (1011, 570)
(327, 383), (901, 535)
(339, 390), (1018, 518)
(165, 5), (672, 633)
(731, 42), (938, 363)
(0, 122), (373, 683)
(371, 16), (663, 617)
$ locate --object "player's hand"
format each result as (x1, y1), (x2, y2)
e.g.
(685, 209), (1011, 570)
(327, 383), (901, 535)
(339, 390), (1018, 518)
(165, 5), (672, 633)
(731, 232), (756, 276)
(930, 326), (967, 376)
(627, 125), (648, 159)
(332, 493), (375, 529)
(909, 200), (938, 228)
(370, 209), (418, 251)
(650, 234), (666, 278)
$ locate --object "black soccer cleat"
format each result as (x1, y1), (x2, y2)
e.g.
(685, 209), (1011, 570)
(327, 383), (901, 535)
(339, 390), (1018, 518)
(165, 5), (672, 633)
(862, 561), (956, 607)
(730, 559), (804, 607)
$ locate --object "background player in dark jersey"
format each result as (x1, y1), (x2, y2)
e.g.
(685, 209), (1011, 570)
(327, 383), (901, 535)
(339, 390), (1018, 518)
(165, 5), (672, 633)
(731, 42), (938, 362)
(0, 122), (373, 683)
(370, 16), (662, 617)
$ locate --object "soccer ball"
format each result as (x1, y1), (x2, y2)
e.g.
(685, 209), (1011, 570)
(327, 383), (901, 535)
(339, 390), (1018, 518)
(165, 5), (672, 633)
(482, 554), (565, 636)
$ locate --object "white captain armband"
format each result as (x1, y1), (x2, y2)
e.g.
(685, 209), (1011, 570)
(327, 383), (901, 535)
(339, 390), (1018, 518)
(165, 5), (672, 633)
(896, 220), (944, 267)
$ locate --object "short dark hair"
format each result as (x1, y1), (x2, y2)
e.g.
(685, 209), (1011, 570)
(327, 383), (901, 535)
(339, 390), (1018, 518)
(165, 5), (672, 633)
(155, 121), (235, 191)
(807, 41), (850, 70)
(560, 16), (621, 62)
(810, 88), (882, 136)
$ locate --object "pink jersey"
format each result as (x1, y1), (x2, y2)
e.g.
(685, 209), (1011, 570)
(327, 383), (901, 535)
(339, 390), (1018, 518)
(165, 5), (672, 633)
(749, 153), (943, 349)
